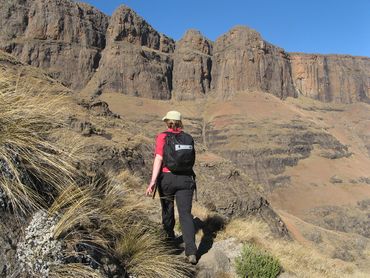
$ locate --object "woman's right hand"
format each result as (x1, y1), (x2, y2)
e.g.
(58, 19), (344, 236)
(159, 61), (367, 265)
(145, 181), (156, 196)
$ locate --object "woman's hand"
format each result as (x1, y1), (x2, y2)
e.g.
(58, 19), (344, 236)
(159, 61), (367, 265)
(145, 181), (156, 196)
(146, 154), (163, 196)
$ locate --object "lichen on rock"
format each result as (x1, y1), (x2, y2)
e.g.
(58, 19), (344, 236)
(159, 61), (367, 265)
(16, 210), (63, 277)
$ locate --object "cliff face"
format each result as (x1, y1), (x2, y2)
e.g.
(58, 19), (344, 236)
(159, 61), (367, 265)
(290, 53), (370, 103)
(172, 30), (213, 100)
(212, 26), (297, 99)
(0, 0), (369, 104)
(83, 5), (175, 99)
(0, 0), (109, 89)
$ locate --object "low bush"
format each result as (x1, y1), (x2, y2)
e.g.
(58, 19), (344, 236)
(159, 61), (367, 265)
(235, 243), (281, 278)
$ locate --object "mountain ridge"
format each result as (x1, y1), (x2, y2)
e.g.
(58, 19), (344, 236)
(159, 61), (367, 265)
(1, 0), (369, 103)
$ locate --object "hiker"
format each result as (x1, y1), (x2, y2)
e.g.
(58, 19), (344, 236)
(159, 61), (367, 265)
(145, 110), (198, 264)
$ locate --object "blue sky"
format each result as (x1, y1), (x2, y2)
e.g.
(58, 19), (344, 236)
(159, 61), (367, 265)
(82, 0), (370, 57)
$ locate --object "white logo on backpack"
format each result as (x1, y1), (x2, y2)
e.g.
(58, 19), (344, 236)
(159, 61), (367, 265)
(175, 144), (193, 151)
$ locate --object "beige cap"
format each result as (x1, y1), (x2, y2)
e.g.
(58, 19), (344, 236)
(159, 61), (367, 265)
(162, 110), (182, 121)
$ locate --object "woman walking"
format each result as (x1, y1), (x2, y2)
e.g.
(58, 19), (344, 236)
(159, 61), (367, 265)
(145, 111), (198, 264)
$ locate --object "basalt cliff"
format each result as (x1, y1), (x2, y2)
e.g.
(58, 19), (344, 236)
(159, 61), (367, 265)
(1, 0), (369, 103)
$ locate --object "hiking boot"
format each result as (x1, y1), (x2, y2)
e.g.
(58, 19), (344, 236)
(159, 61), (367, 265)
(165, 230), (176, 239)
(162, 230), (176, 242)
(187, 255), (197, 265)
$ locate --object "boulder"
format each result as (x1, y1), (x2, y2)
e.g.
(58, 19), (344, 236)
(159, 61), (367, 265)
(196, 238), (243, 278)
(197, 160), (290, 238)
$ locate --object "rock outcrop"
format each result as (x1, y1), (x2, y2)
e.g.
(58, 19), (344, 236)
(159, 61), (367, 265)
(194, 147), (290, 237)
(83, 5), (175, 99)
(196, 238), (242, 278)
(0, 0), (109, 89)
(211, 26), (297, 99)
(172, 30), (213, 100)
(290, 53), (370, 103)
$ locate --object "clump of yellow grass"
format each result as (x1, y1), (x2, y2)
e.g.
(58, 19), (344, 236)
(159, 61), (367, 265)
(0, 75), (78, 215)
(50, 263), (104, 278)
(49, 176), (192, 278)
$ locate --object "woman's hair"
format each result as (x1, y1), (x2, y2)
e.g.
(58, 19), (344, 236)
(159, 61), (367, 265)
(165, 119), (183, 130)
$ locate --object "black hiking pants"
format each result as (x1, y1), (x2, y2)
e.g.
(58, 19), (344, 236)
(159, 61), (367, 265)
(157, 172), (197, 256)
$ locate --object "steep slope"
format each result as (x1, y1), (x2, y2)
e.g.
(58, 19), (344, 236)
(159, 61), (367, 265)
(268, 97), (370, 248)
(0, 0), (368, 252)
(99, 88), (370, 273)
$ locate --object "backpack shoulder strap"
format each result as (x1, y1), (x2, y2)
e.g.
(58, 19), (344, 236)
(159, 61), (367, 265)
(162, 131), (184, 137)
(180, 131), (192, 137)
(162, 131), (175, 138)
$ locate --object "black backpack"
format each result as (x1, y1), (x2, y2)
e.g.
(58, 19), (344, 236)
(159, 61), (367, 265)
(163, 131), (195, 173)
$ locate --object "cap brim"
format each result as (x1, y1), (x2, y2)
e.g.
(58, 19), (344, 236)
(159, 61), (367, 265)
(162, 117), (167, 121)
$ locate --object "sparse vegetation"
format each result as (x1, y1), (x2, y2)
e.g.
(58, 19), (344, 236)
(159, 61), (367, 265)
(235, 243), (281, 278)
(303, 230), (323, 244)
(330, 175), (343, 184)
(309, 205), (370, 238)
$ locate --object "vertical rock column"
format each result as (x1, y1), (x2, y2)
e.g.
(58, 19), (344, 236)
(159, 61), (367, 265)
(290, 53), (370, 103)
(211, 26), (296, 99)
(84, 5), (175, 100)
(172, 30), (213, 100)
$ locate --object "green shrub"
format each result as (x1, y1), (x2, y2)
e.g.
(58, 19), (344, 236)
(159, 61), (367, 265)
(235, 243), (281, 278)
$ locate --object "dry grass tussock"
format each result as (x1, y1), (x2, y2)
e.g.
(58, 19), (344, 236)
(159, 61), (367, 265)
(0, 75), (79, 215)
(115, 224), (191, 278)
(49, 177), (192, 278)
(107, 170), (143, 190)
(219, 218), (369, 278)
(50, 263), (104, 278)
